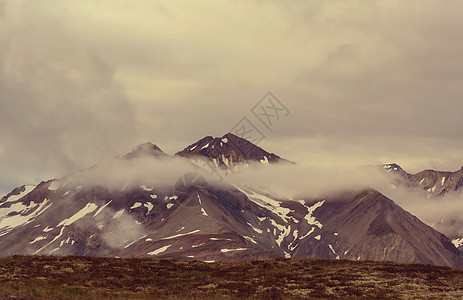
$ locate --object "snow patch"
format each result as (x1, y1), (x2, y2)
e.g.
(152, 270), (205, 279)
(59, 203), (98, 226)
(244, 236), (257, 244)
(300, 200), (324, 229)
(299, 227), (315, 240)
(167, 203), (174, 209)
(201, 207), (208, 216)
(148, 245), (171, 255)
(328, 244), (339, 259)
(238, 187), (296, 224)
(220, 248), (247, 253)
(144, 202), (154, 214)
(29, 236), (47, 244)
(140, 185), (153, 191)
(0, 199), (52, 236)
(124, 235), (148, 249)
(162, 229), (201, 240)
(112, 209), (125, 220)
(314, 235), (321, 240)
(452, 238), (463, 248)
(43, 226), (54, 232)
(5, 185), (36, 203)
(247, 222), (262, 234)
(130, 202), (143, 210)
(93, 200), (112, 217)
(35, 226), (66, 254)
(269, 218), (291, 246)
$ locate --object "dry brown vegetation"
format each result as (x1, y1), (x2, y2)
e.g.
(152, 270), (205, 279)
(1, 255), (463, 299)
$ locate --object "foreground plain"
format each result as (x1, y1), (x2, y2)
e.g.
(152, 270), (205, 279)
(1, 256), (463, 299)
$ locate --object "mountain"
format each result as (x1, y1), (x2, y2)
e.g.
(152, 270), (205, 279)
(0, 134), (462, 268)
(122, 142), (167, 159)
(406, 167), (463, 198)
(382, 163), (463, 198)
(294, 189), (461, 267)
(381, 163), (463, 250)
(382, 163), (412, 181)
(176, 133), (286, 170)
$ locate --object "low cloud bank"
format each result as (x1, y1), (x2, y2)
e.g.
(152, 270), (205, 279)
(60, 155), (463, 238)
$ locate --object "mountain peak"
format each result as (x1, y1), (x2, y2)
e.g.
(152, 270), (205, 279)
(176, 133), (284, 168)
(382, 163), (411, 179)
(122, 142), (166, 159)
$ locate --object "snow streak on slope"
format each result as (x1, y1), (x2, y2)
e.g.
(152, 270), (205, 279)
(237, 187), (295, 223)
(0, 199), (52, 237)
(3, 185), (36, 203)
(236, 185), (326, 257)
(299, 200), (324, 228)
(58, 203), (98, 226)
(148, 245), (171, 255)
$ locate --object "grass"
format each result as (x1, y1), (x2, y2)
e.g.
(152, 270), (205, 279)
(0, 256), (463, 299)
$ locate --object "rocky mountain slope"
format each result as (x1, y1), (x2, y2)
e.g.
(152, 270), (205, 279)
(382, 163), (463, 250)
(176, 133), (286, 170)
(0, 135), (462, 267)
(383, 163), (463, 198)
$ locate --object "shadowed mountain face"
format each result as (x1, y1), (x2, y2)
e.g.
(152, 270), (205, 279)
(295, 189), (462, 267)
(0, 135), (462, 267)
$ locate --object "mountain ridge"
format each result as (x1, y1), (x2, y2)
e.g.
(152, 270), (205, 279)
(0, 135), (462, 268)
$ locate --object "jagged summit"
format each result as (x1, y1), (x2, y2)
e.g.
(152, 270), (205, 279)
(176, 133), (284, 168)
(381, 163), (463, 198)
(382, 163), (412, 180)
(122, 142), (166, 159)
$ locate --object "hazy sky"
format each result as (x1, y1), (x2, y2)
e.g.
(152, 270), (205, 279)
(1, 0), (463, 196)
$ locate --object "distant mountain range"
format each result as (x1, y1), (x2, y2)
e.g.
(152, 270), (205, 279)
(1, 134), (462, 268)
(382, 163), (463, 250)
(383, 163), (463, 198)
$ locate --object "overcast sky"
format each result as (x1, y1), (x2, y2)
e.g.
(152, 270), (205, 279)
(1, 0), (463, 196)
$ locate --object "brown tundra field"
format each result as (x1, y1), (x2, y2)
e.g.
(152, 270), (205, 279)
(1, 256), (463, 299)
